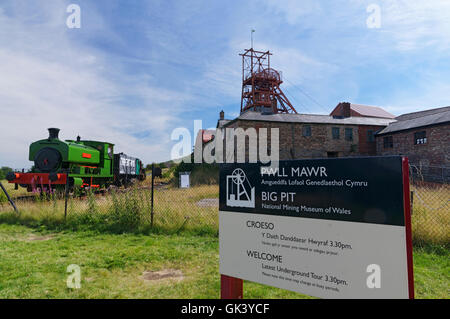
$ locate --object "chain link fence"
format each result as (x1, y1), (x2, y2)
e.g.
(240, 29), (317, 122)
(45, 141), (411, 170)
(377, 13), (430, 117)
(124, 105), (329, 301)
(55, 180), (220, 235)
(0, 175), (220, 235)
(0, 164), (448, 245)
(409, 164), (449, 245)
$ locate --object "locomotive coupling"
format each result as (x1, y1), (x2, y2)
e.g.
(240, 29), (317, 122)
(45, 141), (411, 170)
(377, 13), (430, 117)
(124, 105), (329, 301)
(49, 172), (60, 182)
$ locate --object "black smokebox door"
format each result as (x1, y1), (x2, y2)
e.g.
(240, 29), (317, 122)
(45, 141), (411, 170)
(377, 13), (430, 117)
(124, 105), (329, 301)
(34, 147), (61, 172)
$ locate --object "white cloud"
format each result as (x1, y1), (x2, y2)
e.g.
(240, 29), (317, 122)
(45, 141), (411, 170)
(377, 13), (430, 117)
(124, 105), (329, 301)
(0, 3), (191, 169)
(2, 0), (450, 171)
(378, 0), (450, 51)
(260, 0), (322, 25)
(0, 47), (185, 168)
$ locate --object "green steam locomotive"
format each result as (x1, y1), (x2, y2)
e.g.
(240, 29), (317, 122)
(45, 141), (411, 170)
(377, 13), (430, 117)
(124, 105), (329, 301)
(6, 128), (146, 193)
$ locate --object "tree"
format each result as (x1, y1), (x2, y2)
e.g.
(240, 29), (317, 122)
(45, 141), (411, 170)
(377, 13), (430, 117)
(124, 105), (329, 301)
(0, 167), (13, 180)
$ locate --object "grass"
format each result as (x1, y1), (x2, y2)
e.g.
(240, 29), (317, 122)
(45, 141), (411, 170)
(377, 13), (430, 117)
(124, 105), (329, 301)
(1, 182), (448, 245)
(0, 223), (447, 299)
(410, 182), (450, 245)
(412, 244), (450, 299)
(0, 180), (30, 202)
(0, 224), (305, 299)
(0, 181), (448, 298)
(153, 184), (218, 234)
(0, 184), (220, 236)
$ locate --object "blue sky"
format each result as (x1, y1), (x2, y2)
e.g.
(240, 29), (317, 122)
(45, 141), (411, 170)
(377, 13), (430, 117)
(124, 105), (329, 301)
(1, 0), (450, 168)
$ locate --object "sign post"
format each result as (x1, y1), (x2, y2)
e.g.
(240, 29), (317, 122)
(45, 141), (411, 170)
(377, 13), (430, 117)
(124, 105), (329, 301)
(219, 156), (414, 299)
(402, 157), (415, 299)
(220, 275), (243, 299)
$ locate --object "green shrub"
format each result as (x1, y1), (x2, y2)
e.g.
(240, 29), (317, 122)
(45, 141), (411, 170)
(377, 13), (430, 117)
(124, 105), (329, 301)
(0, 167), (13, 180)
(109, 189), (145, 232)
(162, 165), (176, 179)
(190, 165), (219, 185)
(170, 159), (219, 186)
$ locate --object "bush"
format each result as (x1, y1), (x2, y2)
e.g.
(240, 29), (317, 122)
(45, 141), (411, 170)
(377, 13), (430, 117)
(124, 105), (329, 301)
(190, 165), (219, 185)
(162, 165), (176, 179)
(171, 159), (219, 186)
(110, 189), (144, 231)
(0, 167), (13, 180)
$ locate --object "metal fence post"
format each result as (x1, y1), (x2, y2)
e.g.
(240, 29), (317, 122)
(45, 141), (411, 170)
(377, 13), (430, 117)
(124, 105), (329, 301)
(64, 173), (69, 221)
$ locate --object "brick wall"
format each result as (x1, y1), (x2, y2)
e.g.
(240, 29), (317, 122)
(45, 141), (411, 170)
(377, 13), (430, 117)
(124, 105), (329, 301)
(376, 123), (450, 166)
(358, 125), (384, 155)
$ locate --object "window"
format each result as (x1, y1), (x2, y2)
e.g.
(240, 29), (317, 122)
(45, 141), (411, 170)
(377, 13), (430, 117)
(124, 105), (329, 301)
(108, 146), (113, 158)
(414, 131), (427, 145)
(332, 127), (340, 139)
(345, 128), (353, 141)
(367, 130), (375, 142)
(383, 136), (393, 148)
(302, 125), (311, 137)
(327, 152), (339, 158)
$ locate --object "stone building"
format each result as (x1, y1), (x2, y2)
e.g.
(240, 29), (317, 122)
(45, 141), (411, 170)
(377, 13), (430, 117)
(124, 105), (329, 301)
(216, 102), (395, 161)
(376, 106), (450, 170)
(208, 102), (448, 179)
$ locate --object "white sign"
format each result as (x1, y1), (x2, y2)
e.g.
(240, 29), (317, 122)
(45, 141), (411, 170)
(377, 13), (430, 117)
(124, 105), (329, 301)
(180, 172), (190, 188)
(220, 212), (408, 298)
(219, 157), (414, 299)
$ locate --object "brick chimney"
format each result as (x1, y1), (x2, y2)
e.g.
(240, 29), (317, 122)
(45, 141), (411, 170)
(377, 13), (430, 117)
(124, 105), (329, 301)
(342, 102), (351, 118)
(220, 110), (224, 120)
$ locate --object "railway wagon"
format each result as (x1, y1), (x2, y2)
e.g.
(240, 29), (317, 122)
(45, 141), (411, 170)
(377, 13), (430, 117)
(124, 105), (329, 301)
(6, 128), (146, 193)
(114, 153), (146, 186)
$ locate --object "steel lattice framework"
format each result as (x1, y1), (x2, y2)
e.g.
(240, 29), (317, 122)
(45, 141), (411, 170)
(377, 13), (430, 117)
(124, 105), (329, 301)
(240, 48), (297, 114)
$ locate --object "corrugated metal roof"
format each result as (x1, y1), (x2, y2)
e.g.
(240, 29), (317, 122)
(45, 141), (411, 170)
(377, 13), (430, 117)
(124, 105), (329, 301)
(350, 103), (396, 119)
(232, 111), (395, 126)
(377, 108), (450, 135)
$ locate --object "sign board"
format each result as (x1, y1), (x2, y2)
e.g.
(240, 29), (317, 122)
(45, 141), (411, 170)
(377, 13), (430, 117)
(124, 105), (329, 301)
(119, 155), (136, 175)
(219, 156), (414, 299)
(179, 172), (190, 188)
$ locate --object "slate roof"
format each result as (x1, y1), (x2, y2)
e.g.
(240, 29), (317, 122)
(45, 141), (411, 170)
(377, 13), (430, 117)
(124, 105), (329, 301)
(217, 119), (231, 128)
(395, 106), (450, 121)
(377, 106), (450, 135)
(226, 111), (395, 126)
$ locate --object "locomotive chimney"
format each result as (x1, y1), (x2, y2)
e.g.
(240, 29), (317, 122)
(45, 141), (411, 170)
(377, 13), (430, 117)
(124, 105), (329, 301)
(48, 128), (60, 140)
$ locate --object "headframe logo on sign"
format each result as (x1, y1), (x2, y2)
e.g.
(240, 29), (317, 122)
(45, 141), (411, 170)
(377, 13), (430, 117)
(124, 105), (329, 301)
(226, 168), (255, 208)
